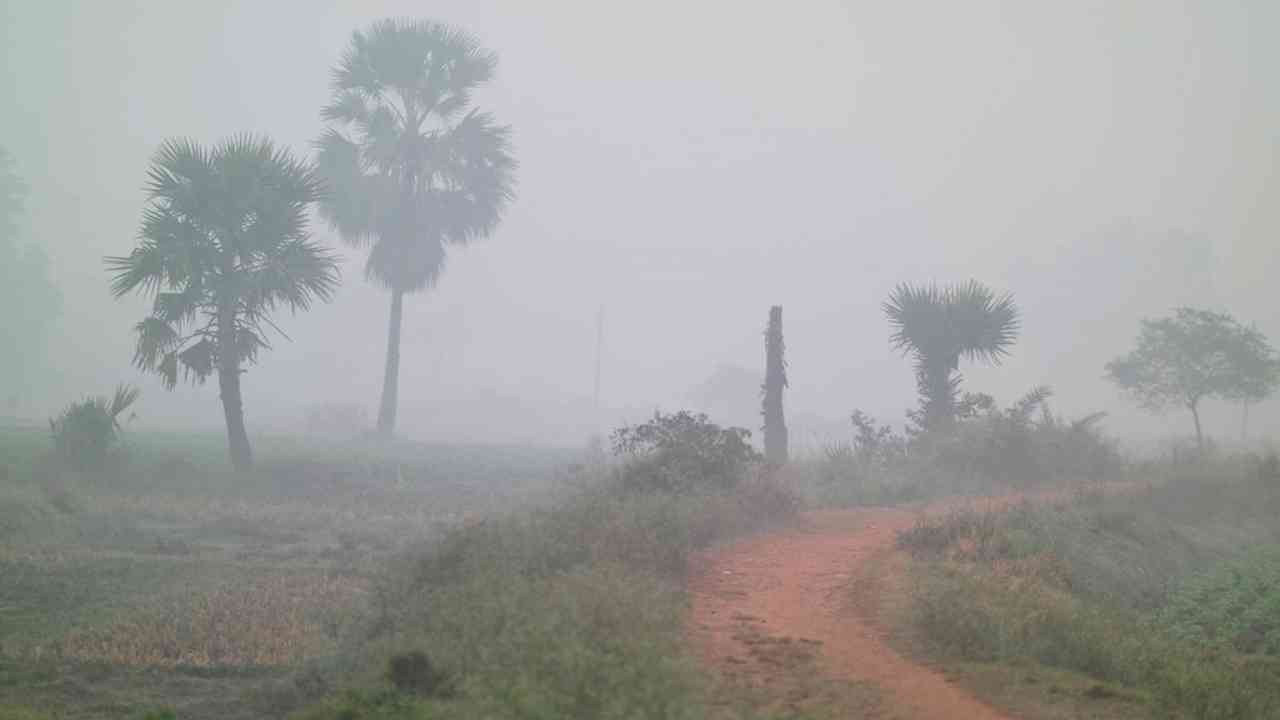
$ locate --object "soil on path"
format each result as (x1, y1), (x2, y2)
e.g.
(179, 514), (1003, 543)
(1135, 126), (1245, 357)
(689, 495), (1052, 719)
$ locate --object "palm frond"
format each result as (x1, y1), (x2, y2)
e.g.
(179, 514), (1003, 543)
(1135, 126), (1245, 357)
(946, 279), (1020, 365)
(107, 385), (141, 428)
(317, 18), (513, 296)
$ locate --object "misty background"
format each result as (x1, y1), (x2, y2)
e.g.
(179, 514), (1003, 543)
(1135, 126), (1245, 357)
(2, 0), (1276, 449)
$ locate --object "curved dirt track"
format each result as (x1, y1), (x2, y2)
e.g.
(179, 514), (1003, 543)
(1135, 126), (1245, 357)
(689, 495), (1051, 720)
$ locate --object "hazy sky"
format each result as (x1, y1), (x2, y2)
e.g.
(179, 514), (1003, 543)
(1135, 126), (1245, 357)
(2, 0), (1277, 448)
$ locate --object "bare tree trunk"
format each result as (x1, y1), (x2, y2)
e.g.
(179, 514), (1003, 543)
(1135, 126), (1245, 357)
(1190, 400), (1204, 455)
(377, 288), (405, 436)
(1241, 400), (1250, 443)
(218, 364), (252, 472)
(762, 306), (788, 465)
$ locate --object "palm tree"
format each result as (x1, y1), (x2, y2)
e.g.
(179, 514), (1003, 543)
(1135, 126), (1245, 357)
(316, 18), (517, 437)
(107, 136), (339, 470)
(883, 280), (1020, 431)
(0, 146), (26, 244)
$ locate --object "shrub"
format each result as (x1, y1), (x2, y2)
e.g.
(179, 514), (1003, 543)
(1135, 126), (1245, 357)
(610, 410), (760, 493)
(48, 385), (139, 471)
(821, 388), (1122, 505)
(386, 650), (453, 698)
(1157, 547), (1280, 656)
(899, 470), (1280, 720)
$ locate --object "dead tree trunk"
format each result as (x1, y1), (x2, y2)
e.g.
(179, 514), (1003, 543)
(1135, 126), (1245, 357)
(762, 305), (789, 465)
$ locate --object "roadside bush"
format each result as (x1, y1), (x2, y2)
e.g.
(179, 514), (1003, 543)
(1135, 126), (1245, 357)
(818, 387), (1122, 505)
(48, 385), (139, 471)
(898, 468), (1280, 720)
(1157, 547), (1280, 656)
(611, 410), (760, 493)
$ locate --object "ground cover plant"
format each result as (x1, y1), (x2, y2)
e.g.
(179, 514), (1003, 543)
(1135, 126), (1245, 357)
(285, 412), (801, 719)
(0, 422), (578, 719)
(890, 457), (1280, 719)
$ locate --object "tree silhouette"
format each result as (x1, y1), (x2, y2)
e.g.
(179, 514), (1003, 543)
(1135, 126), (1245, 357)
(107, 136), (339, 470)
(0, 146), (61, 410)
(316, 18), (517, 436)
(883, 281), (1020, 431)
(1106, 307), (1280, 453)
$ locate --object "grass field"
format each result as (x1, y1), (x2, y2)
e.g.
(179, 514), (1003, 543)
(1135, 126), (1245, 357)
(886, 461), (1280, 719)
(0, 423), (580, 719)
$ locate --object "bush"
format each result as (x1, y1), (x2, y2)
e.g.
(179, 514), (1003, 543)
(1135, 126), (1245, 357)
(48, 385), (139, 471)
(898, 470), (1280, 720)
(818, 387), (1123, 506)
(611, 410), (761, 493)
(1157, 547), (1280, 656)
(385, 651), (453, 698)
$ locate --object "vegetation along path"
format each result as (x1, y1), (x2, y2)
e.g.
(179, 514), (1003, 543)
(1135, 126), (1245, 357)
(689, 491), (1094, 719)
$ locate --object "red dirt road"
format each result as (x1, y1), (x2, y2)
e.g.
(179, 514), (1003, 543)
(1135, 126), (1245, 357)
(689, 498), (1037, 719)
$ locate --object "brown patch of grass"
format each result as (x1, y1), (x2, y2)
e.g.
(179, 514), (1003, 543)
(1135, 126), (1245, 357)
(59, 573), (365, 668)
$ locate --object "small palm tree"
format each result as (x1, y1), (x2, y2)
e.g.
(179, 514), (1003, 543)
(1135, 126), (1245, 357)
(883, 280), (1020, 431)
(316, 18), (517, 436)
(107, 136), (339, 470)
(49, 384), (140, 471)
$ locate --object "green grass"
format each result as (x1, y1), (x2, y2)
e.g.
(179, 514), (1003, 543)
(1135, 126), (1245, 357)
(1, 423), (808, 719)
(891, 462), (1280, 719)
(0, 425), (583, 719)
(289, 471), (801, 720)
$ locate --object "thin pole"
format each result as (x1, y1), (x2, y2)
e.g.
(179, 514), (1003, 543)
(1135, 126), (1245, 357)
(593, 306), (604, 423)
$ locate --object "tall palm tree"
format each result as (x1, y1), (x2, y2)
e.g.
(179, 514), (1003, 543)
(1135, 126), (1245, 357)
(107, 136), (339, 470)
(0, 146), (26, 244)
(316, 19), (517, 437)
(883, 280), (1020, 431)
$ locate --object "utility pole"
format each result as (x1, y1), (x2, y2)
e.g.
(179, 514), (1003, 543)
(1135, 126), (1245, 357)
(593, 306), (604, 421)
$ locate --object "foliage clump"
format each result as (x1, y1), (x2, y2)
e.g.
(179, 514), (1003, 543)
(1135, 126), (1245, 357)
(818, 386), (1119, 504)
(610, 410), (761, 493)
(48, 384), (139, 471)
(1157, 547), (1280, 656)
(385, 650), (454, 698)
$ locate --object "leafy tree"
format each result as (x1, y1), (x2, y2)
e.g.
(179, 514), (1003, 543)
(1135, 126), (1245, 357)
(0, 146), (61, 411)
(316, 18), (517, 436)
(883, 280), (1020, 431)
(1106, 307), (1280, 452)
(106, 136), (339, 470)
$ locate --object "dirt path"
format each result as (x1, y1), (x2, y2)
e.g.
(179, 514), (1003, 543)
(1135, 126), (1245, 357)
(689, 495), (1050, 719)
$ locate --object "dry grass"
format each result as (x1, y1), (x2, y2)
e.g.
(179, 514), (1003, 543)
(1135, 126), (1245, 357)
(59, 573), (366, 668)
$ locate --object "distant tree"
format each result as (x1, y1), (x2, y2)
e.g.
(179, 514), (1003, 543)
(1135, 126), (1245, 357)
(883, 280), (1020, 431)
(106, 136), (339, 470)
(1106, 308), (1280, 453)
(0, 146), (24, 241)
(316, 19), (517, 437)
(688, 363), (761, 429)
(762, 306), (788, 465)
(0, 146), (61, 411)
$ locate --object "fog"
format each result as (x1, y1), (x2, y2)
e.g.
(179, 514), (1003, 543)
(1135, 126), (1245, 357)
(3, 0), (1277, 449)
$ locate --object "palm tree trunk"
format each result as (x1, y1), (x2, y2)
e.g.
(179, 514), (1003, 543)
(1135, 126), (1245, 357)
(376, 288), (405, 436)
(762, 306), (788, 465)
(218, 364), (252, 471)
(920, 360), (957, 431)
(1189, 400), (1204, 455)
